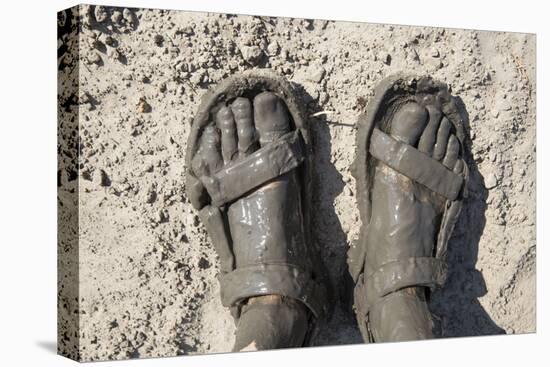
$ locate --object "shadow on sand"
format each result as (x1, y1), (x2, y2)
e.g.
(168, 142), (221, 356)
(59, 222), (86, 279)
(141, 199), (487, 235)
(294, 85), (363, 346)
(429, 97), (505, 337)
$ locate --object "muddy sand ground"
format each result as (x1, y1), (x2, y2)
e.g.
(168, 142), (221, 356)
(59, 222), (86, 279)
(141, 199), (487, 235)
(57, 5), (536, 361)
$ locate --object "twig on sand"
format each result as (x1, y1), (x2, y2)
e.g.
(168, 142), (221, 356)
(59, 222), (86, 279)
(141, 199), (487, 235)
(309, 110), (335, 117)
(309, 111), (356, 128)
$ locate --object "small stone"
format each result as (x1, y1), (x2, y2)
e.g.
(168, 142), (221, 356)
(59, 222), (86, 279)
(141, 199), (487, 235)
(108, 319), (119, 330)
(86, 52), (102, 65)
(307, 65), (325, 83)
(93, 168), (109, 187)
(154, 34), (164, 47)
(304, 19), (314, 30)
(240, 45), (263, 64)
(111, 10), (123, 24)
(198, 257), (210, 269)
(144, 189), (156, 204)
(144, 164), (154, 173)
(426, 57), (444, 70)
(181, 26), (194, 36)
(155, 209), (168, 223)
(344, 185), (353, 197)
(378, 52), (391, 65)
(266, 41), (279, 56)
(123, 8), (134, 24)
(498, 100), (512, 111)
(485, 173), (498, 189)
(107, 47), (119, 61)
(137, 97), (152, 113)
(104, 35), (117, 47)
(94, 6), (108, 23)
(430, 47), (440, 57)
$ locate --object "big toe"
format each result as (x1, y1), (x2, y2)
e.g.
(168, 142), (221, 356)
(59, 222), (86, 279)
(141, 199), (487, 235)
(253, 92), (291, 146)
(389, 102), (429, 146)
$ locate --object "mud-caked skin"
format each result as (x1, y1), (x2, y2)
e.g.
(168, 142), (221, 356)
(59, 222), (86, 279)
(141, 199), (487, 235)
(191, 91), (311, 351)
(366, 101), (463, 341)
(351, 75), (468, 343)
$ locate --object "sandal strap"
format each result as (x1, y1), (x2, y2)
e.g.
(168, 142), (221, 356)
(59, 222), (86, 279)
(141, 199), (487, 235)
(354, 257), (447, 318)
(370, 128), (464, 201)
(219, 263), (328, 319)
(366, 257), (447, 298)
(199, 205), (234, 274)
(202, 130), (305, 207)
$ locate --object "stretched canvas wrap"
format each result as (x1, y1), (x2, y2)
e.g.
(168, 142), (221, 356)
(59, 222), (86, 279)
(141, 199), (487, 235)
(57, 4), (536, 362)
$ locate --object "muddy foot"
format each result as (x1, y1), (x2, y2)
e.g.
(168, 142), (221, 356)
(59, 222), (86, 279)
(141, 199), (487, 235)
(191, 91), (311, 350)
(365, 99), (464, 341)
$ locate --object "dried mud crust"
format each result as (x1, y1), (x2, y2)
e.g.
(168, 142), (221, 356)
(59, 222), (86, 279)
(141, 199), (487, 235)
(58, 4), (535, 361)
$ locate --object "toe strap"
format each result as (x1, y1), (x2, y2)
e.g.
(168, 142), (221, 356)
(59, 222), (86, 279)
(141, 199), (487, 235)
(369, 128), (464, 201)
(201, 130), (305, 207)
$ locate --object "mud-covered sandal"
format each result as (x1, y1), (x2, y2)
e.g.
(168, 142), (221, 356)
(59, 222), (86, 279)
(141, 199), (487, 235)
(348, 74), (469, 342)
(185, 70), (328, 347)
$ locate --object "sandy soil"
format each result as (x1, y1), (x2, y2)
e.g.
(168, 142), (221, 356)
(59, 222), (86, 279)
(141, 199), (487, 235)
(57, 5), (536, 361)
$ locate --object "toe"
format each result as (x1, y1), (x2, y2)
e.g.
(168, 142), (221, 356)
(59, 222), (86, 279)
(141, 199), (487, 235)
(199, 125), (223, 175)
(453, 159), (464, 175)
(231, 97), (257, 157)
(216, 106), (238, 164)
(442, 135), (460, 169)
(253, 92), (290, 146)
(389, 102), (428, 146)
(417, 105), (442, 155)
(433, 117), (451, 161)
(191, 153), (207, 178)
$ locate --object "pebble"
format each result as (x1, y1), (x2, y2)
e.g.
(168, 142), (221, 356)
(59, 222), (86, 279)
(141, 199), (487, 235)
(343, 185), (353, 197)
(240, 45), (262, 64)
(144, 189), (157, 204)
(111, 10), (123, 24)
(94, 6), (108, 23)
(266, 41), (280, 56)
(87, 52), (102, 65)
(155, 209), (168, 223)
(93, 168), (109, 187)
(123, 8), (134, 25)
(154, 35), (164, 47)
(307, 65), (326, 83)
(485, 172), (499, 189)
(378, 52), (392, 65)
(137, 97), (152, 113)
(498, 100), (512, 111)
(104, 36), (117, 48)
(181, 26), (194, 36)
(144, 164), (154, 173)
